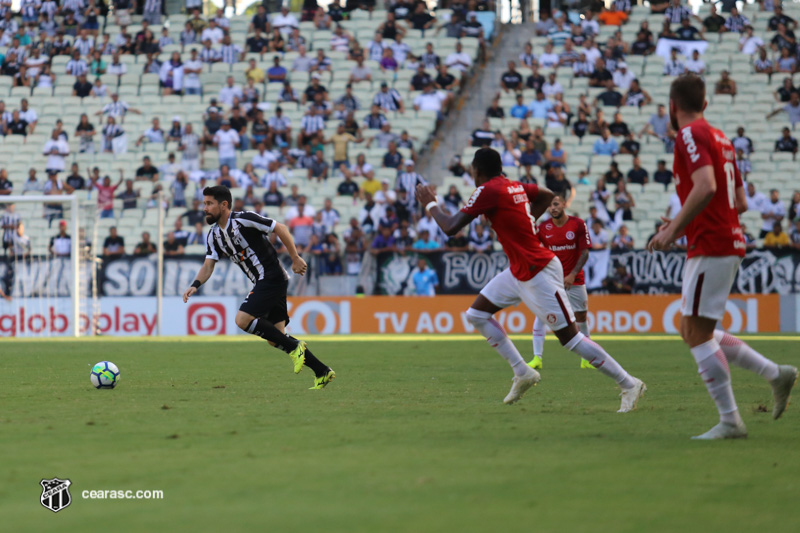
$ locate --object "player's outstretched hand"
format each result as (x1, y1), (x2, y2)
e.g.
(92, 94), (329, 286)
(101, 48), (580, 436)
(416, 184), (437, 208)
(647, 223), (675, 252)
(183, 286), (197, 303)
(564, 272), (576, 291)
(292, 256), (308, 276)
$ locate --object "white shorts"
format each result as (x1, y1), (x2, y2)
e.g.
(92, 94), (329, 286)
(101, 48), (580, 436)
(568, 284), (588, 313)
(681, 255), (741, 320)
(480, 258), (576, 330)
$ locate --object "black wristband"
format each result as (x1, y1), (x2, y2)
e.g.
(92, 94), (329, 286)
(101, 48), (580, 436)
(191, 280), (202, 289)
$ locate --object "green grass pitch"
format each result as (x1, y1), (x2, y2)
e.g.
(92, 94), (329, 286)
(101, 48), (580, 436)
(2, 336), (800, 533)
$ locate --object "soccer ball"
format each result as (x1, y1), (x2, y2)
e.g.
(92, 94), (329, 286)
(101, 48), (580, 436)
(90, 361), (120, 389)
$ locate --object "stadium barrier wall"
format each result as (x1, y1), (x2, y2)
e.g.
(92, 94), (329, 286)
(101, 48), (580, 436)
(0, 294), (790, 337)
(2, 249), (799, 298)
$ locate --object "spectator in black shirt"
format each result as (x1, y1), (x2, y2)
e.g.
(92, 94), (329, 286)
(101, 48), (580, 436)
(526, 65), (545, 91)
(249, 5), (270, 33)
(653, 160), (673, 189)
(544, 167), (574, 202)
(410, 3), (436, 31)
(246, 29), (269, 54)
(337, 174), (360, 197)
(775, 77), (798, 103)
(588, 59), (612, 88)
(604, 161), (623, 185)
(768, 6), (798, 32)
(262, 182), (284, 208)
(133, 232), (157, 256)
(73, 73), (93, 98)
(116, 179), (140, 209)
(675, 18), (703, 41)
(182, 199), (205, 225)
(6, 110), (27, 136)
(471, 119), (495, 147)
(135, 156), (159, 181)
(486, 98), (504, 118)
(620, 132), (640, 155)
(626, 157), (649, 185)
(383, 141), (403, 169)
(65, 164), (86, 190)
(103, 227), (125, 256)
(595, 79), (623, 107)
(608, 112), (630, 136)
(775, 127), (799, 155)
(631, 32), (655, 55)
(703, 5), (726, 33)
(434, 65), (456, 91)
(410, 65), (433, 91)
(572, 110), (589, 138)
(500, 61), (523, 92)
(163, 232), (185, 256)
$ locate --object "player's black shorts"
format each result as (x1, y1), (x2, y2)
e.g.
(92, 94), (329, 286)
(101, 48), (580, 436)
(239, 272), (290, 326)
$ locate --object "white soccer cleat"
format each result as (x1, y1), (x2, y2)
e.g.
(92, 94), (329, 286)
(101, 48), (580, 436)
(503, 368), (541, 404)
(691, 421), (748, 440)
(771, 365), (799, 420)
(617, 378), (646, 413)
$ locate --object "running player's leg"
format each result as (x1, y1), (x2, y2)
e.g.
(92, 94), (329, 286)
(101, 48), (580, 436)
(468, 269), (539, 403)
(680, 256), (746, 438)
(712, 329), (797, 419)
(530, 316), (544, 369)
(522, 259), (644, 411)
(568, 285), (594, 369)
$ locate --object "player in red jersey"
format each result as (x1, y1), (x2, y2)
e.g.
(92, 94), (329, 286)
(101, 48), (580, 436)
(529, 195), (594, 370)
(648, 74), (798, 439)
(417, 148), (645, 409)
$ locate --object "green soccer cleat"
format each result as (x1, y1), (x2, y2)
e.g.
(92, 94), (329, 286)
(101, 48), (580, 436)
(528, 356), (542, 370)
(580, 358), (595, 370)
(288, 341), (307, 374)
(310, 368), (336, 390)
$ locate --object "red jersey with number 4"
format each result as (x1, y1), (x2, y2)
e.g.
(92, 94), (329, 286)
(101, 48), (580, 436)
(538, 216), (591, 285)
(461, 176), (555, 282)
(673, 118), (746, 259)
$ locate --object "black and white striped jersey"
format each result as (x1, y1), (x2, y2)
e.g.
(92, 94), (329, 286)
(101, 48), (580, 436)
(205, 211), (287, 284)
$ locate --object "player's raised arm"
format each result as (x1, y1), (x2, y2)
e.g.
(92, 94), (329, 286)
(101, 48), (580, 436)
(416, 184), (475, 236)
(273, 222), (308, 276)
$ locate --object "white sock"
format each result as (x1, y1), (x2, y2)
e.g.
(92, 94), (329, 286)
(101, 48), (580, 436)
(577, 321), (589, 337)
(466, 308), (530, 377)
(532, 316), (545, 357)
(714, 330), (780, 381)
(691, 339), (743, 426)
(564, 332), (635, 389)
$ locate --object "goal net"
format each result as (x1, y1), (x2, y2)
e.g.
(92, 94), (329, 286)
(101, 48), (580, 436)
(0, 195), (101, 338)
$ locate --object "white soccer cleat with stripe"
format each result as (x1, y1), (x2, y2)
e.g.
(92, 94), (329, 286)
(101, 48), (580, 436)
(503, 368), (541, 404)
(691, 421), (748, 440)
(617, 378), (646, 413)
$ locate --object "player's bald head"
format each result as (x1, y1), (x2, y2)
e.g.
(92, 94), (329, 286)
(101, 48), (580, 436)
(472, 148), (502, 185)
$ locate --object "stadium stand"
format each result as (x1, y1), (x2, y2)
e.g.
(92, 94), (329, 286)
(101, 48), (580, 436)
(1, 0), (799, 290)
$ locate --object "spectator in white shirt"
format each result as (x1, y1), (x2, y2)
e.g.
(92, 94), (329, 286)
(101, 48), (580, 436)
(136, 117), (165, 147)
(213, 120), (241, 169)
(444, 41), (472, 74)
(200, 19), (224, 44)
(260, 160), (288, 189)
(218, 76), (243, 107)
(183, 48), (203, 95)
(760, 189), (786, 238)
(42, 129), (70, 173)
(684, 50), (706, 74)
(611, 62), (636, 91)
(272, 6), (299, 35)
(18, 99), (37, 133)
(541, 72), (564, 98)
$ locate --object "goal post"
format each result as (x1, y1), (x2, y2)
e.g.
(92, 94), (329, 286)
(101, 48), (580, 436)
(1, 194), (89, 338)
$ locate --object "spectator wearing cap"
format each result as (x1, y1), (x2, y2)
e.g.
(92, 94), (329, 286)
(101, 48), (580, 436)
(373, 81), (405, 113)
(302, 73), (328, 105)
(167, 117), (184, 142)
(203, 107), (222, 145)
(50, 221), (72, 257)
(214, 120), (241, 169)
(775, 127), (798, 156)
(612, 62), (636, 91)
(96, 92), (141, 120)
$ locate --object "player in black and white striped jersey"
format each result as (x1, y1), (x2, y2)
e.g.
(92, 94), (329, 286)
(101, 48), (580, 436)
(183, 186), (335, 390)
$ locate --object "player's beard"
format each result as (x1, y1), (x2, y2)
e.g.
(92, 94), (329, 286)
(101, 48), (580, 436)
(205, 213), (219, 225)
(669, 109), (679, 133)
